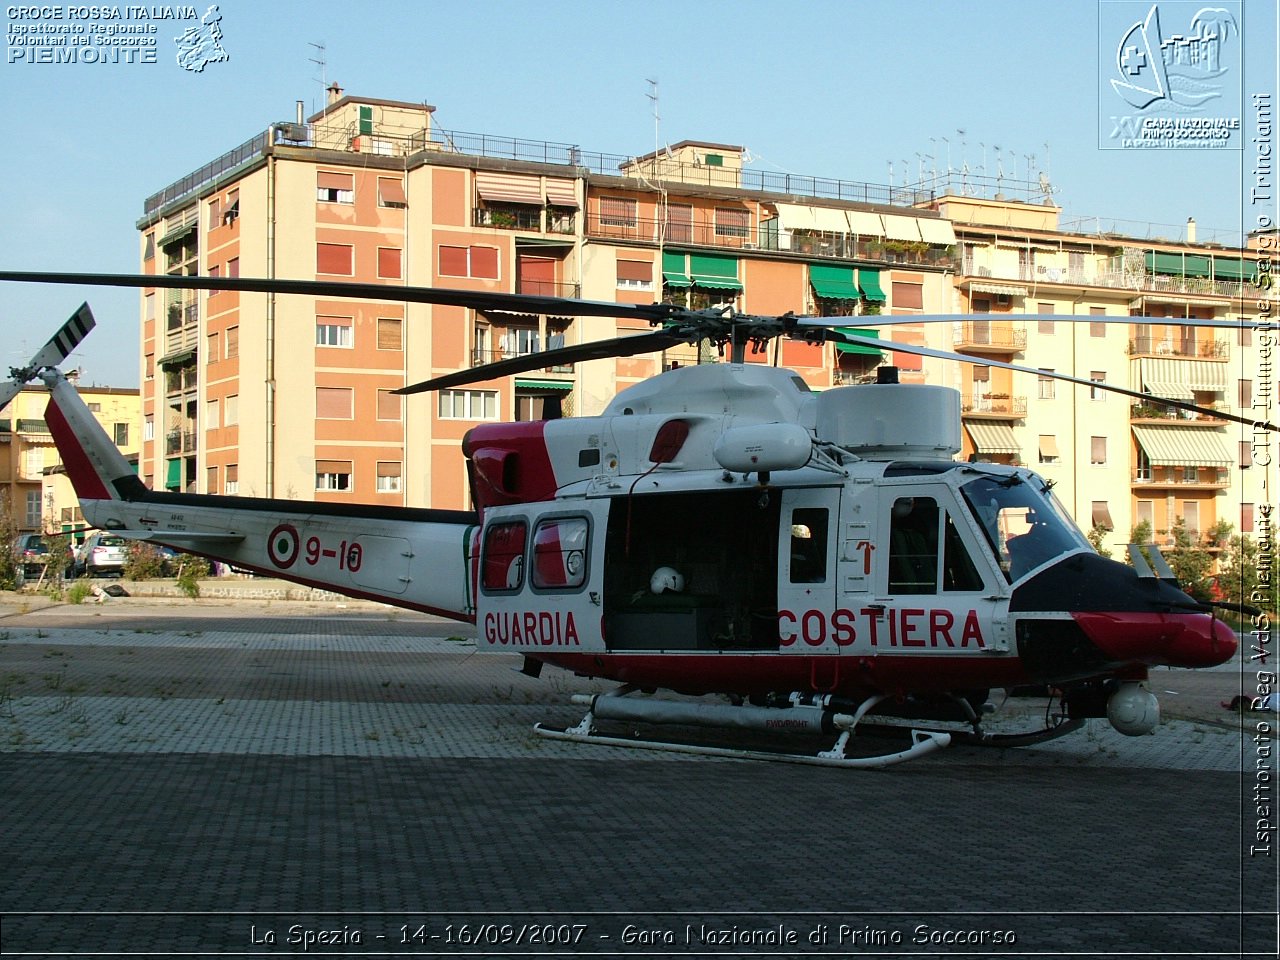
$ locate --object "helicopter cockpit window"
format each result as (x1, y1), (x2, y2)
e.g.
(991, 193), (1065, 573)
(943, 514), (984, 591)
(789, 508), (829, 583)
(889, 497), (939, 594)
(959, 475), (1089, 582)
(531, 517), (589, 591)
(481, 520), (527, 592)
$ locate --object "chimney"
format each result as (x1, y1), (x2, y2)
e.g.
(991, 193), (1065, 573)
(1186, 217), (1197, 243)
(296, 100), (304, 125)
(327, 82), (343, 105)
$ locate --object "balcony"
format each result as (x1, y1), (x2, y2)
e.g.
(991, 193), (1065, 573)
(1127, 337), (1228, 359)
(164, 367), (198, 396)
(1130, 402), (1227, 425)
(164, 430), (197, 456)
(954, 322), (1027, 354)
(1131, 467), (1229, 489)
(471, 347), (574, 377)
(473, 206), (544, 232)
(960, 394), (1027, 419)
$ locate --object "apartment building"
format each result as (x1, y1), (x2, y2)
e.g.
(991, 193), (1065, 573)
(0, 383), (139, 539)
(134, 88), (1272, 560)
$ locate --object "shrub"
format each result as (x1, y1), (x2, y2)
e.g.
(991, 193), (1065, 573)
(124, 542), (168, 580)
(176, 556), (211, 598)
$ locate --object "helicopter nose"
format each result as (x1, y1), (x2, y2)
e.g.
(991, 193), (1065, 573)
(1071, 612), (1238, 668)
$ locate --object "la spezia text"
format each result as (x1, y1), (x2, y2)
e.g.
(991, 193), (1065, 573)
(246, 921), (1018, 950)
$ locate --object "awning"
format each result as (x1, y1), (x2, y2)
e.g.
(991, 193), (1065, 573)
(833, 328), (882, 356)
(544, 177), (577, 207)
(1145, 251), (1211, 277)
(1212, 257), (1253, 281)
(810, 263), (860, 300)
(1132, 424), (1232, 467)
(475, 172), (541, 204)
(662, 250), (691, 287)
(688, 253), (742, 290)
(845, 210), (885, 236)
(165, 458), (182, 490)
(857, 269), (886, 303)
(965, 422), (1021, 455)
(969, 281), (1028, 297)
(881, 214), (922, 242)
(774, 203), (853, 234)
(1038, 435), (1060, 458)
(158, 222), (195, 247)
(1092, 502), (1114, 530)
(916, 217), (956, 244)
(515, 378), (573, 390)
(158, 349), (196, 368)
(1138, 357), (1227, 397)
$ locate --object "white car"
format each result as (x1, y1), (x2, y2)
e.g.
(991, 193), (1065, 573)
(76, 533), (128, 577)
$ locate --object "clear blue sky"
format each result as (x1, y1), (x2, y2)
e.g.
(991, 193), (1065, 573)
(2, 0), (1276, 386)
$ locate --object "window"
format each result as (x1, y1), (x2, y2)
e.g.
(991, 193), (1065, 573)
(438, 244), (499, 279)
(207, 331), (220, 362)
(145, 293), (156, 323)
(375, 317), (403, 351)
(316, 171), (354, 203)
(145, 354), (154, 380)
(1090, 371), (1106, 401)
(1239, 325), (1253, 347)
(1037, 303), (1055, 334)
(616, 259), (653, 291)
(317, 243), (354, 276)
(482, 521), (527, 591)
(1091, 501), (1114, 531)
(376, 389), (402, 421)
(316, 316), (353, 347)
(225, 463), (238, 494)
(889, 497), (938, 594)
(1136, 500), (1154, 528)
(227, 257), (239, 278)
(891, 282), (924, 310)
(205, 400), (219, 431)
(377, 177), (407, 208)
(1182, 465), (1198, 483)
(317, 387), (354, 419)
(1241, 440), (1253, 468)
(1090, 307), (1106, 338)
(714, 206), (750, 239)
(599, 196), (637, 227)
(315, 460), (352, 492)
(1090, 436), (1107, 465)
(225, 326), (239, 359)
(207, 465), (218, 494)
(225, 395), (238, 426)
(1243, 502), (1255, 533)
(1038, 435), (1059, 465)
(376, 462), (402, 494)
(143, 234), (155, 261)
(1037, 370), (1056, 400)
(1182, 501), (1200, 537)
(665, 202), (693, 243)
(113, 422), (129, 446)
(25, 491), (41, 528)
(1240, 379), (1253, 408)
(1136, 448), (1152, 481)
(789, 508), (829, 584)
(531, 517), (589, 590)
(377, 247), (402, 280)
(144, 415), (154, 442)
(438, 389), (498, 420)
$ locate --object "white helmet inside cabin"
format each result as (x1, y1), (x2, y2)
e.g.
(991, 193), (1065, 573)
(650, 566), (685, 594)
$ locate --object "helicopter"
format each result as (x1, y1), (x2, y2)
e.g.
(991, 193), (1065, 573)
(0, 269), (1262, 768)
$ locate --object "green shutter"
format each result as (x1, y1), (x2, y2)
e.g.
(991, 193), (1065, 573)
(165, 458), (182, 490)
(834, 327), (883, 356)
(662, 250), (691, 287)
(358, 105), (373, 135)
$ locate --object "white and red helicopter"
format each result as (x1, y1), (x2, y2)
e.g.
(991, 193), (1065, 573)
(0, 270), (1260, 767)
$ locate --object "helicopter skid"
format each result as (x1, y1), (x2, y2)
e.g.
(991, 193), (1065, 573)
(533, 690), (951, 769)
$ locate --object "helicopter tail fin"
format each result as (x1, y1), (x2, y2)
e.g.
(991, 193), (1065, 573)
(43, 370), (147, 503)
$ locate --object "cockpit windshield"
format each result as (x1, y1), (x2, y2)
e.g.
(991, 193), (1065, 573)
(959, 473), (1090, 582)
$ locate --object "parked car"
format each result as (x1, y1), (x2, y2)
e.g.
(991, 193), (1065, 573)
(15, 534), (50, 578)
(75, 533), (129, 578)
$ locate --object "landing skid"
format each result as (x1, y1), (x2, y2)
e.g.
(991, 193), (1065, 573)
(533, 688), (951, 769)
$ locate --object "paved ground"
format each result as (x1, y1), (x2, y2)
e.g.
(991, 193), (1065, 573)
(0, 593), (1275, 958)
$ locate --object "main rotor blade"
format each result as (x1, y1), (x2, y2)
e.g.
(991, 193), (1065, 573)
(794, 313), (1258, 332)
(830, 331), (1279, 433)
(0, 271), (685, 325)
(29, 302), (95, 371)
(396, 327), (694, 394)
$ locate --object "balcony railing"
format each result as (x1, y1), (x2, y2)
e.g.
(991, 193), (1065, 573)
(472, 348), (574, 375)
(1132, 467), (1229, 488)
(1131, 402), (1228, 423)
(1127, 337), (1228, 358)
(164, 431), (197, 456)
(954, 323), (1027, 352)
(960, 394), (1028, 418)
(959, 259), (1256, 301)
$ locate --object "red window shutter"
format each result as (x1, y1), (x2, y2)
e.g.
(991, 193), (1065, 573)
(439, 245), (468, 277)
(316, 387), (353, 419)
(317, 243), (353, 275)
(378, 247), (402, 279)
(470, 246), (498, 279)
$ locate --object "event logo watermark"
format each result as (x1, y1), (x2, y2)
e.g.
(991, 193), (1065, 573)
(1098, 1), (1243, 150)
(5, 3), (228, 69)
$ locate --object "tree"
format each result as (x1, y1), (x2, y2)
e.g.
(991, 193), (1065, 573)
(1087, 523), (1113, 559)
(0, 492), (18, 590)
(1165, 517), (1214, 600)
(1215, 528), (1278, 609)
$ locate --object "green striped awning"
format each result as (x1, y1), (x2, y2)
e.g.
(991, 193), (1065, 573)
(662, 250), (691, 287)
(1211, 257), (1253, 281)
(833, 327), (882, 356)
(810, 263), (860, 300)
(688, 253), (742, 290)
(515, 379), (573, 390)
(1132, 425), (1232, 467)
(857, 268), (886, 303)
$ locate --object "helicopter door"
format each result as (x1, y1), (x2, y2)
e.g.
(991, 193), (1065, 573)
(777, 488), (840, 654)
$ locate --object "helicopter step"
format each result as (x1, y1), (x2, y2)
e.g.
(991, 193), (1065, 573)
(533, 688), (951, 769)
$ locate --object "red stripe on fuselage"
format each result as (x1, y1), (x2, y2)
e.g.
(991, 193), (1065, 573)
(44, 397), (113, 501)
(1072, 612), (1238, 668)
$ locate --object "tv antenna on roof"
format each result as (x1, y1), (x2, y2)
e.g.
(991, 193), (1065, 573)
(309, 41), (327, 116)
